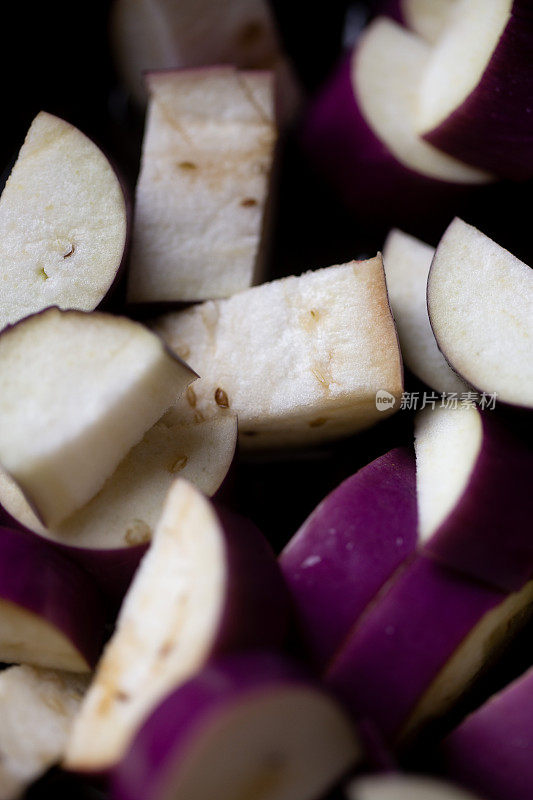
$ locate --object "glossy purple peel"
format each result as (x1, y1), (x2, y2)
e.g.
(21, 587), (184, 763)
(280, 447), (417, 667)
(326, 556), (533, 743)
(112, 652), (360, 800)
(0, 526), (106, 671)
(442, 666), (533, 800)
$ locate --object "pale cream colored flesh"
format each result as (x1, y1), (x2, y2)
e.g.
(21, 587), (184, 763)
(354, 19), (492, 184)
(127, 67), (276, 303)
(383, 229), (468, 394)
(0, 409), (236, 549)
(110, 0), (294, 107)
(0, 666), (87, 800)
(64, 480), (227, 771)
(0, 601), (90, 673)
(427, 218), (533, 407)
(0, 112), (126, 332)
(349, 774), (480, 800)
(160, 688), (360, 800)
(400, 578), (533, 743)
(153, 256), (404, 448)
(0, 309), (195, 526)
(403, 0), (459, 44)
(416, 0), (512, 132)
(415, 405), (482, 544)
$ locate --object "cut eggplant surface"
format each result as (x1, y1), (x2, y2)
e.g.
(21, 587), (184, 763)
(442, 665), (533, 800)
(127, 67), (277, 304)
(417, 0), (533, 180)
(0, 308), (196, 527)
(0, 526), (105, 672)
(0, 408), (237, 597)
(0, 112), (128, 333)
(347, 773), (482, 800)
(110, 0), (301, 118)
(64, 479), (289, 773)
(382, 229), (468, 394)
(280, 447), (418, 668)
(0, 665), (88, 800)
(415, 404), (533, 592)
(326, 555), (533, 746)
(111, 652), (360, 800)
(427, 218), (533, 409)
(154, 256), (403, 448)
(383, 0), (460, 43)
(302, 19), (492, 226)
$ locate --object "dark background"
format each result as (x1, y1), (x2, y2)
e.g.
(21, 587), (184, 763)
(1, 2), (532, 796)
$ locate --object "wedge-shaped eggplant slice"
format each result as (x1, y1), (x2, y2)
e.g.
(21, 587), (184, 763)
(302, 19), (492, 227)
(154, 256), (403, 448)
(442, 665), (533, 800)
(381, 0), (460, 43)
(0, 527), (105, 672)
(127, 67), (277, 304)
(427, 218), (533, 409)
(64, 479), (289, 772)
(417, 0), (533, 180)
(416, 404), (533, 592)
(0, 308), (195, 527)
(280, 448), (418, 668)
(0, 665), (88, 800)
(111, 652), (360, 800)
(0, 112), (128, 332)
(0, 408), (237, 599)
(348, 774), (482, 800)
(326, 556), (533, 746)
(110, 0), (300, 119)
(382, 229), (468, 394)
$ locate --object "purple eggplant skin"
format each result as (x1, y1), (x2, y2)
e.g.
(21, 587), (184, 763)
(441, 666), (533, 800)
(421, 410), (533, 594)
(325, 556), (505, 744)
(213, 504), (291, 652)
(111, 651), (351, 800)
(0, 525), (107, 669)
(422, 1), (533, 181)
(300, 52), (487, 231)
(279, 448), (417, 668)
(0, 500), (145, 606)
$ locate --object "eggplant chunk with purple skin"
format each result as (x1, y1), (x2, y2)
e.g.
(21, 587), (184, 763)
(0, 526), (106, 672)
(382, 228), (468, 395)
(64, 478), (289, 774)
(427, 218), (533, 411)
(0, 112), (129, 332)
(111, 652), (360, 800)
(153, 255), (403, 449)
(442, 665), (533, 800)
(0, 665), (88, 800)
(417, 0), (533, 180)
(301, 19), (493, 226)
(280, 447), (418, 668)
(326, 556), (533, 746)
(415, 403), (533, 592)
(127, 67), (277, 304)
(0, 408), (237, 600)
(0, 308), (196, 527)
